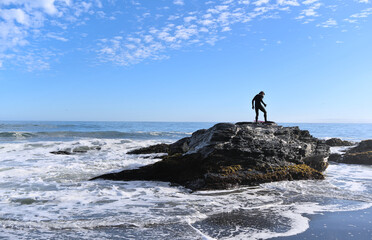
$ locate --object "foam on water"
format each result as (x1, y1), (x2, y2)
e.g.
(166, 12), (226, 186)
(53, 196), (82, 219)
(1, 123), (372, 239)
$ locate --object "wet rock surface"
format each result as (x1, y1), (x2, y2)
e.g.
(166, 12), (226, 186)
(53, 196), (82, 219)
(50, 146), (101, 155)
(329, 140), (372, 165)
(91, 122), (330, 191)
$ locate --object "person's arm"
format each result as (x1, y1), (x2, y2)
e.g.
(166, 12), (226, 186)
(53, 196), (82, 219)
(261, 99), (267, 107)
(252, 97), (255, 109)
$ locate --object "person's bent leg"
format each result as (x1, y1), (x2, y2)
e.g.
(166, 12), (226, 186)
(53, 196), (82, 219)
(259, 107), (267, 122)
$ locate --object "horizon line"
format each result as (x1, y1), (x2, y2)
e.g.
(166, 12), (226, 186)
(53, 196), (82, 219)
(1, 120), (372, 124)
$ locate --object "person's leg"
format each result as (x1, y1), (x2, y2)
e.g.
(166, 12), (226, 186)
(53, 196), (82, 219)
(259, 106), (267, 122)
(255, 107), (259, 122)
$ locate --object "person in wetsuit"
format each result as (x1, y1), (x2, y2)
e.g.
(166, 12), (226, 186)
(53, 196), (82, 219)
(252, 91), (267, 122)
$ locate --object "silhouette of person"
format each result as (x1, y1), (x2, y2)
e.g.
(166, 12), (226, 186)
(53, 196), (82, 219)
(252, 91), (267, 122)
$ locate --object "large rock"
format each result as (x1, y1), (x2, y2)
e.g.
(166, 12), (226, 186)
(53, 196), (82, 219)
(91, 122), (330, 191)
(325, 138), (354, 147)
(329, 140), (372, 165)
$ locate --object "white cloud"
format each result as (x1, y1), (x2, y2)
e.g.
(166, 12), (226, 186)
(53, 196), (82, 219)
(344, 8), (372, 23)
(317, 18), (337, 27)
(0, 8), (29, 25)
(98, 0), (372, 67)
(277, 0), (300, 6)
(350, 7), (372, 18)
(1, 0), (372, 70)
(356, 0), (369, 3)
(253, 0), (270, 6)
(0, 0), (96, 70)
(296, 2), (321, 21)
(221, 26), (231, 31)
(173, 0), (184, 6)
(0, 0), (60, 15)
(175, 25), (198, 40)
(302, 0), (318, 4)
(184, 16), (197, 22)
(46, 32), (68, 41)
(238, 0), (250, 4)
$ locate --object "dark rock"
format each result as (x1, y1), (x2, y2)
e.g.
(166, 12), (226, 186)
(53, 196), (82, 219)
(325, 138), (354, 147)
(331, 140), (372, 165)
(73, 146), (101, 153)
(338, 152), (372, 165)
(127, 143), (170, 154)
(50, 146), (101, 155)
(328, 153), (342, 162)
(91, 122), (330, 191)
(50, 150), (73, 155)
(347, 140), (372, 153)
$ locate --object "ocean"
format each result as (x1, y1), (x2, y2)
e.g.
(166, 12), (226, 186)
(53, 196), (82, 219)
(1, 121), (372, 239)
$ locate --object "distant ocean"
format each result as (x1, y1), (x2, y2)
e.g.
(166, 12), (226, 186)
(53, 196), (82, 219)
(1, 121), (372, 239)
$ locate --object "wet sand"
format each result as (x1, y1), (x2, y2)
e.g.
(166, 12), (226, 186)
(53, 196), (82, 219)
(272, 207), (372, 240)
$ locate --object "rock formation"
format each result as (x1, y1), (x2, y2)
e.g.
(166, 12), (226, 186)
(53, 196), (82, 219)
(50, 146), (101, 155)
(91, 122), (330, 191)
(325, 138), (354, 147)
(329, 140), (372, 165)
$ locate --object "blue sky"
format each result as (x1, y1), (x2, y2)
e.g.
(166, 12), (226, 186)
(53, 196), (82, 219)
(0, 0), (372, 122)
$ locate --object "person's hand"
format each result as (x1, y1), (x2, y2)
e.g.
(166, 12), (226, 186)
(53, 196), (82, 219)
(264, 104), (267, 107)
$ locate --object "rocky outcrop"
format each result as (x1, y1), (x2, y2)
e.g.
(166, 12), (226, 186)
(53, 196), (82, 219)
(91, 122), (330, 191)
(329, 140), (372, 165)
(51, 146), (101, 155)
(325, 138), (354, 147)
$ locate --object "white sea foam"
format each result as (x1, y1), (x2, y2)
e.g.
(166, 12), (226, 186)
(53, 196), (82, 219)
(330, 146), (356, 154)
(1, 139), (372, 239)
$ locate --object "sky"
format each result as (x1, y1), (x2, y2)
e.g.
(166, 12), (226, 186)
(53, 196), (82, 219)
(0, 0), (372, 123)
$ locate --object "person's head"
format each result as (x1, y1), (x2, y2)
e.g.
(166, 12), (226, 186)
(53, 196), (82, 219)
(259, 91), (265, 96)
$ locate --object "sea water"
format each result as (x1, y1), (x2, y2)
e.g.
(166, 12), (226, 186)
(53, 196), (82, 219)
(0, 121), (372, 239)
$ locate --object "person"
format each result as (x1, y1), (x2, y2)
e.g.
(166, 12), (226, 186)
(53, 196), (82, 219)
(252, 91), (267, 122)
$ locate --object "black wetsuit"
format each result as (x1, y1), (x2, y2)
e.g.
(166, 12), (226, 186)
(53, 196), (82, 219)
(252, 94), (267, 122)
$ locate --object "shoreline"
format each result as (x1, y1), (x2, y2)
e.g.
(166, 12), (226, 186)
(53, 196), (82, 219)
(271, 207), (372, 240)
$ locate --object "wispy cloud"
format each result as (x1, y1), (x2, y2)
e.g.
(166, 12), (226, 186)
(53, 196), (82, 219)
(1, 0), (372, 70)
(173, 0), (185, 6)
(317, 18), (337, 27)
(0, 0), (97, 70)
(344, 7), (372, 23)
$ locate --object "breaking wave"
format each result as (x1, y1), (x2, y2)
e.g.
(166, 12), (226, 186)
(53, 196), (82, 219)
(0, 131), (190, 141)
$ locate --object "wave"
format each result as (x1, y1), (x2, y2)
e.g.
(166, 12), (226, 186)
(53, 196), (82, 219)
(0, 130), (190, 141)
(0, 132), (36, 138)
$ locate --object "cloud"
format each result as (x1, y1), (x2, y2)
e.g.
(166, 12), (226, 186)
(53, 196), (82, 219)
(173, 0), (184, 6)
(0, 8), (29, 25)
(96, 0), (372, 66)
(1, 0), (372, 70)
(277, 0), (300, 6)
(46, 32), (68, 41)
(0, 0), (99, 70)
(356, 0), (369, 3)
(0, 0), (60, 15)
(296, 1), (321, 21)
(253, 0), (270, 6)
(317, 18), (337, 27)
(344, 7), (372, 23)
